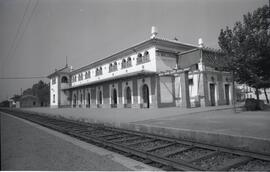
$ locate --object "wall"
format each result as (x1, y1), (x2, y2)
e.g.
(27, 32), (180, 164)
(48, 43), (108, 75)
(156, 52), (177, 72)
(71, 47), (157, 88)
(157, 76), (175, 107)
(50, 76), (58, 108)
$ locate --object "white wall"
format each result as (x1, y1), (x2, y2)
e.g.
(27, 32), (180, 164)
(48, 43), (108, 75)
(50, 76), (58, 107)
(71, 47), (157, 88)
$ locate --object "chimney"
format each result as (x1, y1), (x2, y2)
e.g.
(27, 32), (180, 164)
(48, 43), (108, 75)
(198, 38), (204, 48)
(151, 26), (158, 39)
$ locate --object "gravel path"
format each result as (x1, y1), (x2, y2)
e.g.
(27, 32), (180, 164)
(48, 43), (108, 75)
(1, 113), (131, 171)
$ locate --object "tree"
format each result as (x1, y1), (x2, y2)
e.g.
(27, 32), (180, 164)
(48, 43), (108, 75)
(22, 80), (50, 106)
(218, 5), (270, 109)
(32, 80), (50, 106)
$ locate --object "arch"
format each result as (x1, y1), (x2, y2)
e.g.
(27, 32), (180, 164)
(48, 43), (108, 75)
(87, 92), (91, 107)
(125, 86), (132, 107)
(137, 53), (142, 64)
(80, 93), (83, 105)
(127, 57), (132, 67)
(73, 94), (77, 107)
(142, 84), (150, 108)
(122, 59), (127, 68)
(98, 90), (102, 104)
(144, 51), (149, 56)
(111, 88), (117, 108)
(61, 76), (68, 83)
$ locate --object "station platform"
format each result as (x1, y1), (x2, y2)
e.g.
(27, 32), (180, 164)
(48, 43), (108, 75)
(16, 105), (270, 155)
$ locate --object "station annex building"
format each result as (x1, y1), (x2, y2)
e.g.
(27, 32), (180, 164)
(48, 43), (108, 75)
(48, 28), (233, 109)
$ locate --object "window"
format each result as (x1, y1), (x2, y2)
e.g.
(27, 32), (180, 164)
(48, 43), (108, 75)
(188, 78), (194, 85)
(72, 75), (77, 83)
(96, 67), (103, 76)
(127, 57), (132, 67)
(137, 52), (150, 65)
(53, 94), (55, 103)
(143, 51), (150, 62)
(195, 64), (199, 70)
(52, 77), (56, 85)
(109, 62), (117, 72)
(61, 76), (68, 83)
(85, 71), (91, 79)
(122, 59), (127, 69)
(78, 73), (83, 81)
(136, 53), (142, 64)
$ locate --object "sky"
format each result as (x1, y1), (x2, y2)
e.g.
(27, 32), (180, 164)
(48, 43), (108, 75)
(0, 0), (268, 101)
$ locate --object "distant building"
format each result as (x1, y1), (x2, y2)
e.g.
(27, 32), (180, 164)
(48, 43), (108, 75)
(48, 27), (233, 108)
(20, 95), (40, 108)
(237, 84), (270, 103)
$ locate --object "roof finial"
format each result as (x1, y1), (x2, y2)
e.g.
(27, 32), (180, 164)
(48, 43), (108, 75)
(151, 26), (158, 39)
(198, 38), (204, 48)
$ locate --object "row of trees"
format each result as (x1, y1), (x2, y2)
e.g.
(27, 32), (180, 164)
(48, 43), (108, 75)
(218, 5), (270, 108)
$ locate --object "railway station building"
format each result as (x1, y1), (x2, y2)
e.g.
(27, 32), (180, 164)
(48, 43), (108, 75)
(48, 27), (233, 109)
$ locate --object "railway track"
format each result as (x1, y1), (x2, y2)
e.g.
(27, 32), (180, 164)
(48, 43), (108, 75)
(1, 108), (270, 171)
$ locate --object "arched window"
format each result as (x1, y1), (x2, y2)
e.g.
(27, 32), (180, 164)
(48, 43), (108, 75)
(144, 51), (149, 56)
(99, 67), (103, 75)
(143, 51), (150, 62)
(127, 57), (132, 67)
(114, 62), (117, 71)
(96, 67), (102, 76)
(109, 63), (113, 72)
(137, 53), (142, 64)
(122, 59), (127, 69)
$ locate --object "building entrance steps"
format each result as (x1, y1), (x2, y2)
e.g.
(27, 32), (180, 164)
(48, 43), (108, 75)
(17, 105), (270, 155)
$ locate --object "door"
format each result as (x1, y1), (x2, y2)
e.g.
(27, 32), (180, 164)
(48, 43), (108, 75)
(210, 83), (215, 106)
(87, 93), (91, 107)
(73, 95), (76, 107)
(225, 84), (230, 105)
(142, 84), (150, 108)
(126, 87), (132, 108)
(111, 89), (117, 108)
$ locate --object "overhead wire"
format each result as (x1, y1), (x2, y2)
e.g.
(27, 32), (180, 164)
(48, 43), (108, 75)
(0, 76), (47, 80)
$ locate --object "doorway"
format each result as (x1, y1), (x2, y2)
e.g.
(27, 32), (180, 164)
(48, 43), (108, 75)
(210, 83), (216, 106)
(87, 93), (91, 107)
(111, 89), (117, 108)
(125, 86), (132, 108)
(225, 84), (230, 105)
(142, 84), (150, 108)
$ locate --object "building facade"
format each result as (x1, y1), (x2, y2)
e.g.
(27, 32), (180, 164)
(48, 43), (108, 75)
(48, 28), (233, 109)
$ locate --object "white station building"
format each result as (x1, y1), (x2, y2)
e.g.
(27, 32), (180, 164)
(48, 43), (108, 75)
(48, 27), (233, 109)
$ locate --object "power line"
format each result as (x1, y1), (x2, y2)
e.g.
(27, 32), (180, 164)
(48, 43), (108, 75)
(0, 76), (47, 80)
(10, 0), (39, 61)
(4, 0), (31, 62)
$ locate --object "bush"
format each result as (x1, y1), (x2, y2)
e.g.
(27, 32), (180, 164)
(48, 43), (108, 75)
(245, 98), (265, 111)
